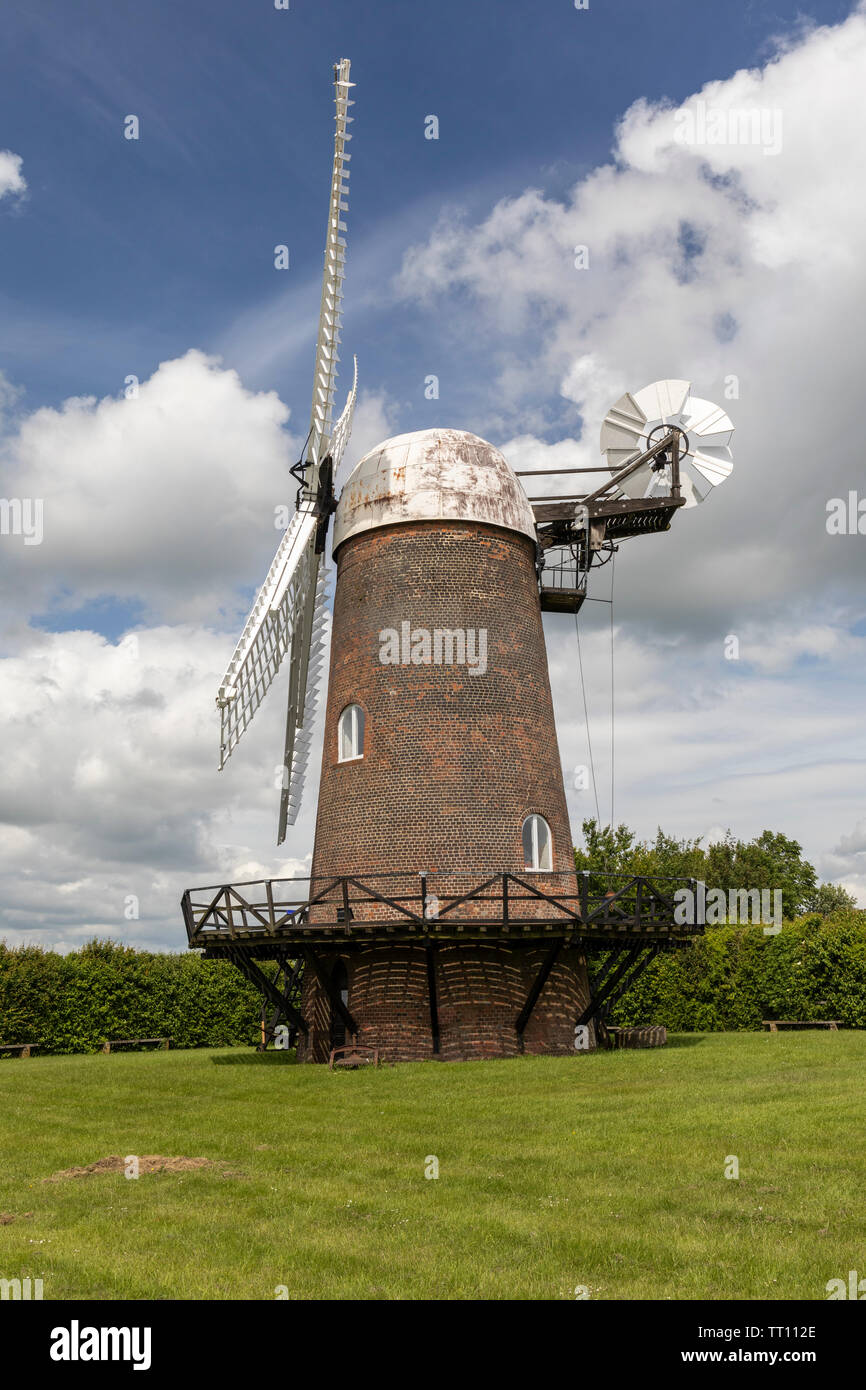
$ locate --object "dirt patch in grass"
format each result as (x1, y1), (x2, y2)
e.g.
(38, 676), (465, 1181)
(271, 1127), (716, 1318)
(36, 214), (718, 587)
(0, 1211), (33, 1223)
(43, 1155), (243, 1181)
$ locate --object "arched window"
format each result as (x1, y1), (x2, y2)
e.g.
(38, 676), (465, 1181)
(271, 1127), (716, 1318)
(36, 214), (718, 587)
(522, 814), (552, 871)
(338, 704), (365, 762)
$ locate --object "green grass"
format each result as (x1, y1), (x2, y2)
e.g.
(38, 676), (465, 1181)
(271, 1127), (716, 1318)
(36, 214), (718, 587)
(1, 1033), (864, 1300)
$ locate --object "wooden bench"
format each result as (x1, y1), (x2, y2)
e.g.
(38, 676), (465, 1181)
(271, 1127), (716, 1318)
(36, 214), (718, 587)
(763, 1020), (840, 1032)
(329, 1039), (380, 1070)
(0, 1043), (36, 1058)
(101, 1038), (171, 1053)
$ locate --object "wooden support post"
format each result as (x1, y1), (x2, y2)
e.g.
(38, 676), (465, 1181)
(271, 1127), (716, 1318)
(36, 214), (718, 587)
(181, 890), (195, 942)
(425, 944), (440, 1056)
(515, 939), (562, 1036)
(225, 888), (236, 939)
(265, 880), (276, 935)
(579, 871), (589, 920)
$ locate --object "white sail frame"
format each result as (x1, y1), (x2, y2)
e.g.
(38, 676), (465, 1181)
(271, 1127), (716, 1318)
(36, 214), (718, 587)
(216, 61), (357, 835)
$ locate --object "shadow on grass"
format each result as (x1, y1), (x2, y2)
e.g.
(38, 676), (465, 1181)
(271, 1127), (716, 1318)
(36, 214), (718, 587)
(211, 1051), (298, 1066)
(661, 1034), (706, 1049)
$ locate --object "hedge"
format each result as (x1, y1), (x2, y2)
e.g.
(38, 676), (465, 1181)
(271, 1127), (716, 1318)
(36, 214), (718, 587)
(0, 940), (264, 1054)
(610, 911), (866, 1031)
(3, 912), (864, 1053)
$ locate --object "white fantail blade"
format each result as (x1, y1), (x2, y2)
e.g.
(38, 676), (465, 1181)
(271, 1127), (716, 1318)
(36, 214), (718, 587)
(642, 465), (671, 499)
(690, 447), (734, 487)
(600, 378), (734, 510)
(598, 391), (645, 457)
(679, 395), (734, 449)
(631, 378), (691, 425)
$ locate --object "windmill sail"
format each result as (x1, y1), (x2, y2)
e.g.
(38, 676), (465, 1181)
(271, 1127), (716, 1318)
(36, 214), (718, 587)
(216, 502), (318, 769)
(216, 59), (357, 842)
(278, 359), (357, 840)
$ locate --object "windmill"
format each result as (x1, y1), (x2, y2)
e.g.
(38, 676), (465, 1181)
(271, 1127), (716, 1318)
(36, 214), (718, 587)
(183, 63), (734, 1064)
(215, 58), (357, 844)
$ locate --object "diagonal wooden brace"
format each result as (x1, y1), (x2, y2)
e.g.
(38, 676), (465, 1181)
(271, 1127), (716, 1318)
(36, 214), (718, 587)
(225, 947), (308, 1035)
(577, 947), (642, 1028)
(515, 939), (563, 1036)
(301, 946), (358, 1036)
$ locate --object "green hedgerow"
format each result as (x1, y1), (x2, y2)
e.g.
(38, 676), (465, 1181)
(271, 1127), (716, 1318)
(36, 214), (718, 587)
(0, 939), (264, 1053)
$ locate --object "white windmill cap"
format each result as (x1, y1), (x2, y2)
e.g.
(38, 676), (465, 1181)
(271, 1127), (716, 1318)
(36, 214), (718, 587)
(333, 427), (537, 552)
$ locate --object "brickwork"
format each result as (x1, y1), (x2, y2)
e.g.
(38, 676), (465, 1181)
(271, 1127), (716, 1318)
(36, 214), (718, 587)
(312, 521), (573, 879)
(296, 943), (592, 1063)
(299, 517), (592, 1063)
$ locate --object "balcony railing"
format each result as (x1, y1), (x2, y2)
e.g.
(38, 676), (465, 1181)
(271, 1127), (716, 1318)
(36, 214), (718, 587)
(182, 868), (701, 949)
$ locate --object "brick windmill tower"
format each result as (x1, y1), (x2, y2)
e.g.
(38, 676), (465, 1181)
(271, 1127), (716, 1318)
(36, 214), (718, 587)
(182, 61), (732, 1061)
(298, 426), (591, 1061)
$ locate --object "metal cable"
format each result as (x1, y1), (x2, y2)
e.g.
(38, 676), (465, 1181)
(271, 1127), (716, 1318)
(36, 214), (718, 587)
(574, 610), (601, 827)
(609, 552), (616, 829)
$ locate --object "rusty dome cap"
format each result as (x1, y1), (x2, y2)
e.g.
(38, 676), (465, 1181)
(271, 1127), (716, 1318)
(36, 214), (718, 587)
(333, 427), (537, 552)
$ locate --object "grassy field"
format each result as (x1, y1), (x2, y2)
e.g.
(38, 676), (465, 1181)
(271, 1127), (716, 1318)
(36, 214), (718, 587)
(1, 1032), (863, 1301)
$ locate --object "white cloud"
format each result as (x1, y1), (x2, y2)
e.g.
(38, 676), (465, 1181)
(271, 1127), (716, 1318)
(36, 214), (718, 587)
(0, 350), (394, 632)
(0, 348), (398, 949)
(818, 818), (866, 906)
(0, 342), (403, 948)
(0, 150), (26, 202)
(835, 820), (866, 857)
(335, 389), (394, 487)
(0, 350), (297, 626)
(547, 611), (866, 903)
(395, 6), (866, 629)
(0, 623), (325, 951)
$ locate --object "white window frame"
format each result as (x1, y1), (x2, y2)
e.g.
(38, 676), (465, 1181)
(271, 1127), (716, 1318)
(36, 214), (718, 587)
(522, 814), (552, 872)
(338, 704), (365, 762)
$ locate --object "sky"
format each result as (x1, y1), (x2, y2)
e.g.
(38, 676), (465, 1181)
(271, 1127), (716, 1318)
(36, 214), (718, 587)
(1, 0), (864, 951)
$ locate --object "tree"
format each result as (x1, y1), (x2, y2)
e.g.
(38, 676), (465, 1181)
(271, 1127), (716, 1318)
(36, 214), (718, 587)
(705, 830), (817, 918)
(803, 882), (859, 916)
(574, 821), (837, 921)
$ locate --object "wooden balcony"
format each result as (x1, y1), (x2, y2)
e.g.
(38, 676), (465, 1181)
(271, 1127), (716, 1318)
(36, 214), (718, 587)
(182, 869), (703, 957)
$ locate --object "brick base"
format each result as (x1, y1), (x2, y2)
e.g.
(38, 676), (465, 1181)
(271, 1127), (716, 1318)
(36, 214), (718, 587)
(296, 943), (595, 1063)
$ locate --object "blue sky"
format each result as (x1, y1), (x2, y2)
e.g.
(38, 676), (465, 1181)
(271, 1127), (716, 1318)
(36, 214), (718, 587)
(2, 0), (865, 949)
(1, 0), (851, 417)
